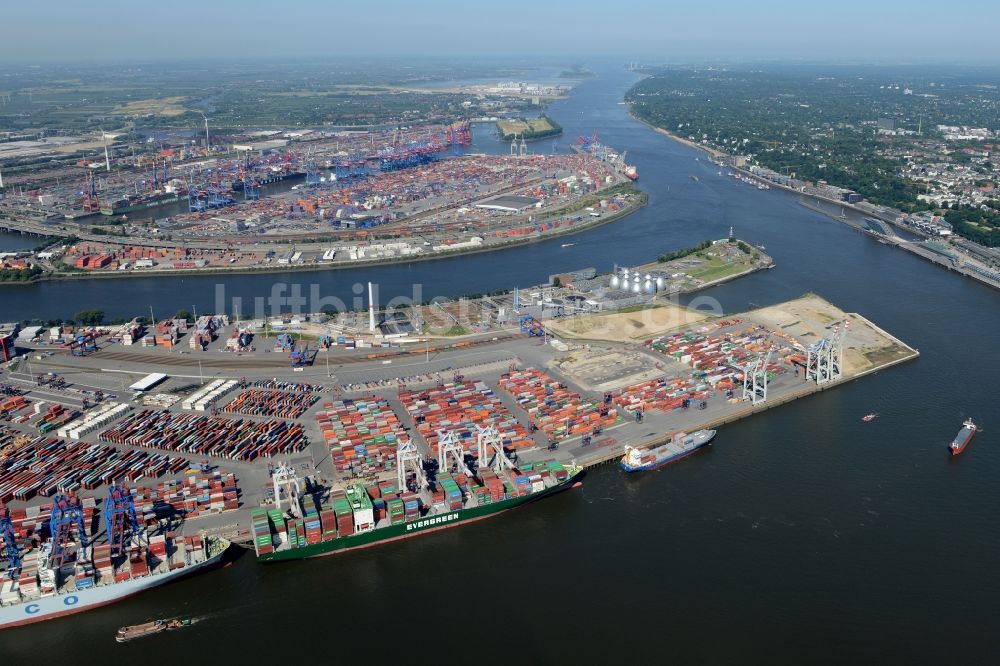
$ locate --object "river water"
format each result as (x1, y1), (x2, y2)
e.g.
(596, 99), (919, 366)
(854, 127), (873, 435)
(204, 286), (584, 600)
(5, 64), (1000, 662)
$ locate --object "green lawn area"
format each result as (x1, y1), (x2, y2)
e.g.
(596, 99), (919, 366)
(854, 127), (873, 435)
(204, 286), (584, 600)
(686, 258), (752, 282)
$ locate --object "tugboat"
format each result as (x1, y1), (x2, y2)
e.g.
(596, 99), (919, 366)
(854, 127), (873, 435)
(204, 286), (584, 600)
(116, 618), (192, 642)
(862, 413), (878, 422)
(949, 418), (977, 456)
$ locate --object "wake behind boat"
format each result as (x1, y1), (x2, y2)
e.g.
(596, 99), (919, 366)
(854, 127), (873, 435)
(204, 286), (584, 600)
(116, 617), (191, 643)
(620, 430), (716, 472)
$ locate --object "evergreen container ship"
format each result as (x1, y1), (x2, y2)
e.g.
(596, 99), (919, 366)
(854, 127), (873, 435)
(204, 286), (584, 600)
(253, 453), (583, 562)
(0, 494), (229, 629)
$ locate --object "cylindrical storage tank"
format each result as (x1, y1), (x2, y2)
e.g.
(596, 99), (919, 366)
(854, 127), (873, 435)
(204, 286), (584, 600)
(610, 274), (620, 289)
(622, 268), (630, 281)
(631, 280), (641, 294)
(644, 273), (652, 281)
(644, 279), (655, 294)
(656, 276), (665, 291)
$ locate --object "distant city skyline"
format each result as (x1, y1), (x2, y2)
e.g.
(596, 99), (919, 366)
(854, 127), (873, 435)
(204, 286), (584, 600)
(2, 0), (999, 64)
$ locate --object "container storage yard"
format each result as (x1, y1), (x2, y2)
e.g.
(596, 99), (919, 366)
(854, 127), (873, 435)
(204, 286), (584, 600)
(0, 287), (918, 629)
(0, 434), (228, 502)
(398, 380), (534, 454)
(317, 398), (403, 478)
(100, 410), (308, 461)
(2, 123), (644, 280)
(497, 368), (619, 442)
(223, 389), (318, 419)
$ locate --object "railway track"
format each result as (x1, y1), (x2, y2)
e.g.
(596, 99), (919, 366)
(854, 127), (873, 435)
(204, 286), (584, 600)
(81, 332), (522, 370)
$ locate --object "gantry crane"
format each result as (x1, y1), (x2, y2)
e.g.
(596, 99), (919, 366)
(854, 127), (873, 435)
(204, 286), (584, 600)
(104, 484), (142, 558)
(476, 425), (515, 476)
(48, 494), (88, 568)
(396, 438), (426, 493)
(0, 502), (20, 579)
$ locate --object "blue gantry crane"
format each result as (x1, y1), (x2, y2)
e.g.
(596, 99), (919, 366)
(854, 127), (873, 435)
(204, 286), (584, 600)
(519, 315), (545, 337)
(305, 159), (322, 187)
(104, 485), (141, 557)
(48, 494), (88, 568)
(289, 343), (316, 368)
(70, 332), (98, 357)
(0, 502), (21, 579)
(243, 175), (260, 201)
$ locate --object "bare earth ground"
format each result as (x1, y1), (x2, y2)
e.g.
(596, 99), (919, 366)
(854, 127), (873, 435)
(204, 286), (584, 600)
(545, 304), (710, 342)
(549, 347), (670, 392)
(745, 294), (914, 375)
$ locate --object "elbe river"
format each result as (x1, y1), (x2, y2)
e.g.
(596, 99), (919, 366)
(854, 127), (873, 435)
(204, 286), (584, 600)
(3, 63), (999, 663)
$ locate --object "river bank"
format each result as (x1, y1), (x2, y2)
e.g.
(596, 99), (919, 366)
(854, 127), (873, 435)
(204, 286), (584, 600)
(1, 190), (647, 285)
(4, 62), (1000, 664)
(628, 107), (1000, 292)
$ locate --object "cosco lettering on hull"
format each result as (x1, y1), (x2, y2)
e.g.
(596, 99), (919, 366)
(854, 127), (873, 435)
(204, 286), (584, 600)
(405, 513), (458, 531)
(24, 595), (79, 615)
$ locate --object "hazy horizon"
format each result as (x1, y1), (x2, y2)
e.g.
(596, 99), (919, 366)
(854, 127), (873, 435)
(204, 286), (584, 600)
(3, 0), (999, 65)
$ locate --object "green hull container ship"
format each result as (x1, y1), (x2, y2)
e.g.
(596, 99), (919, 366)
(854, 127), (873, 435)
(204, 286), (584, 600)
(101, 193), (182, 216)
(252, 458), (584, 562)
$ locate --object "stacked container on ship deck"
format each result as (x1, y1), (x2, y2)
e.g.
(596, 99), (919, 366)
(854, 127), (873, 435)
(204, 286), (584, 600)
(387, 498), (405, 525)
(332, 493), (354, 536)
(480, 470), (505, 502)
(267, 509), (287, 547)
(402, 493), (421, 521)
(92, 544), (113, 581)
(148, 535), (168, 569)
(168, 535), (187, 569)
(251, 508), (274, 555)
(74, 559), (95, 590)
(128, 547), (149, 578)
(437, 475), (463, 511)
(320, 507), (337, 540)
(301, 495), (322, 545)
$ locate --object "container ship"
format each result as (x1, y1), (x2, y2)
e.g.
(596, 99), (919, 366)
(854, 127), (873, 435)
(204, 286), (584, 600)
(0, 493), (229, 629)
(620, 429), (716, 472)
(100, 192), (183, 216)
(570, 142), (637, 181)
(231, 170), (304, 191)
(949, 418), (977, 456)
(252, 435), (583, 562)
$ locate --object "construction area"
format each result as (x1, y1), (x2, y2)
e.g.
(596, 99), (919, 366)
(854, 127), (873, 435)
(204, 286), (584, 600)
(0, 288), (918, 547)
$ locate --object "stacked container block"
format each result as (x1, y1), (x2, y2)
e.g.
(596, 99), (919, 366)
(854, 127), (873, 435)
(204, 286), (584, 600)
(398, 380), (532, 454)
(498, 368), (618, 441)
(316, 398), (402, 477)
(100, 409), (307, 461)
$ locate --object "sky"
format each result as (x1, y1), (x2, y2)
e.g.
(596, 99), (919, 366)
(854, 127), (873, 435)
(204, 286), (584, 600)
(3, 0), (998, 64)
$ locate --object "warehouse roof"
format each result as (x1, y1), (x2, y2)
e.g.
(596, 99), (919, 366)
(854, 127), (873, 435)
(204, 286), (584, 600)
(129, 372), (168, 392)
